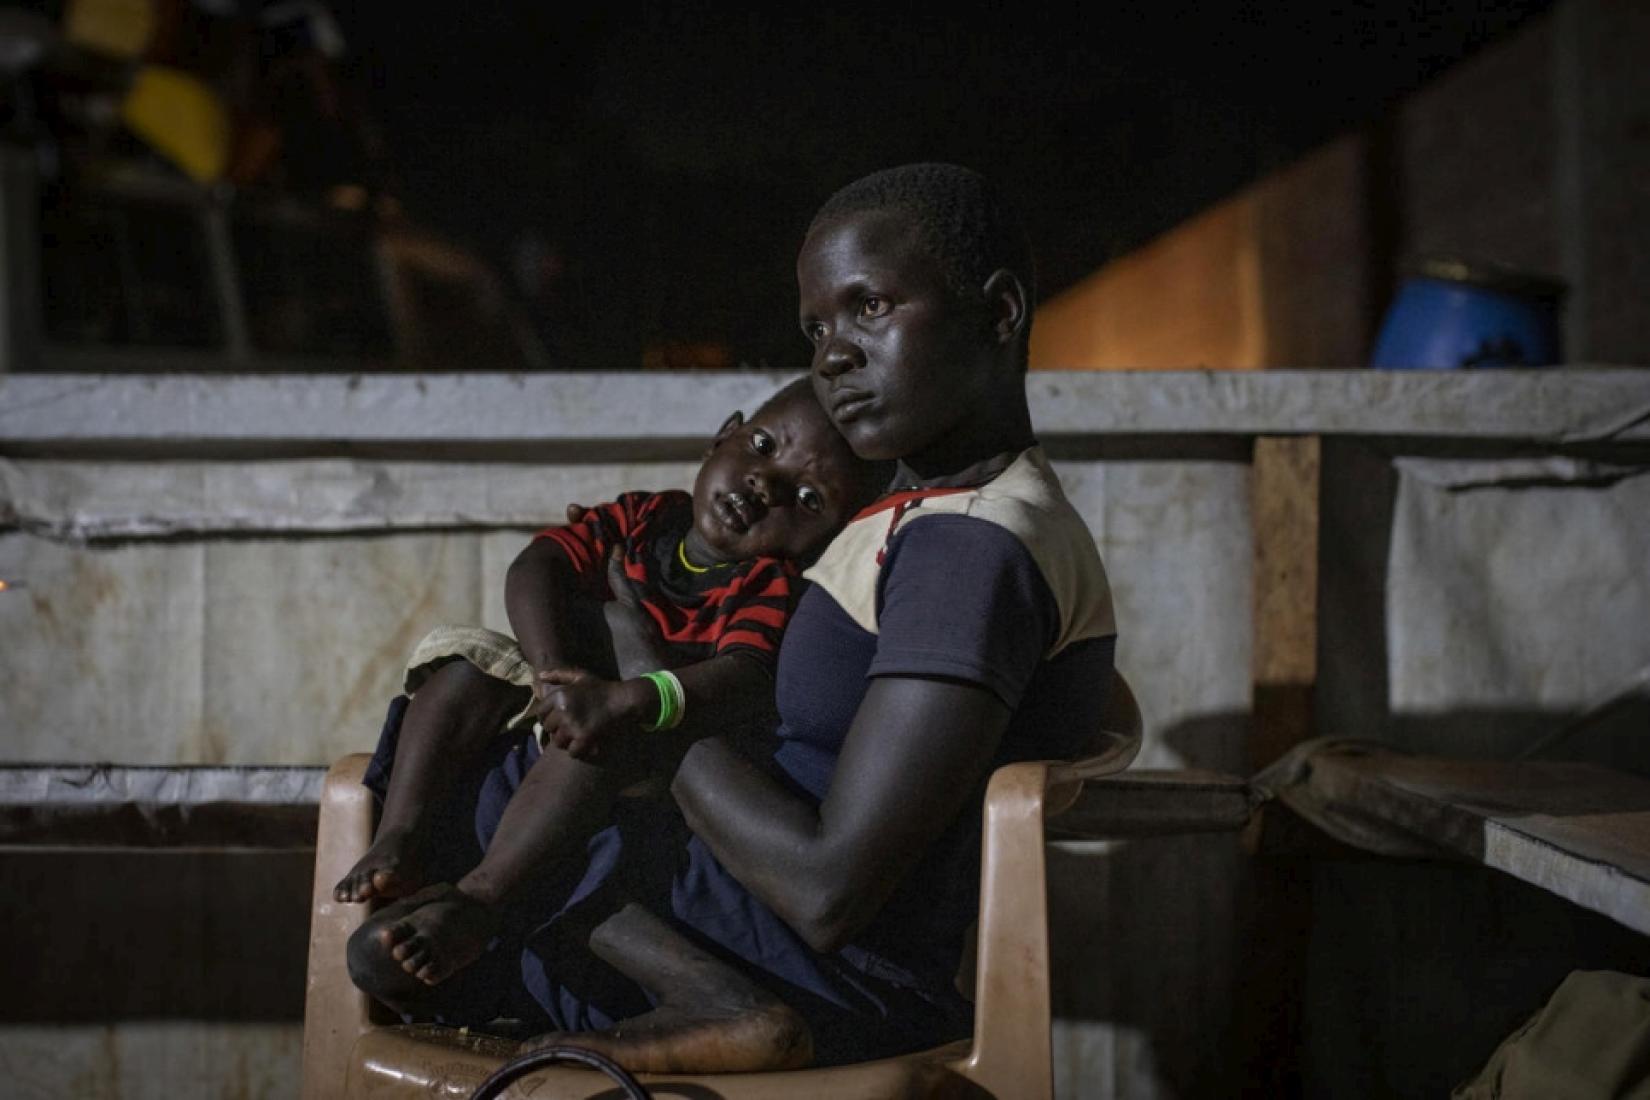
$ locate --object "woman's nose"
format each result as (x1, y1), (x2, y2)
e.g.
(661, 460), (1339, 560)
(814, 335), (862, 379)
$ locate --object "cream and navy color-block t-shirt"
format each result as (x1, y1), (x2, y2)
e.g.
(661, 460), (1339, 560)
(666, 446), (1119, 1061)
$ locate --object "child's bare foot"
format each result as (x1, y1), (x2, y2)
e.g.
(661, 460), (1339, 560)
(516, 902), (812, 1074)
(373, 882), (501, 985)
(333, 825), (427, 903)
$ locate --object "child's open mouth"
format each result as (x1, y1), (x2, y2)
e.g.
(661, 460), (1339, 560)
(716, 491), (759, 533)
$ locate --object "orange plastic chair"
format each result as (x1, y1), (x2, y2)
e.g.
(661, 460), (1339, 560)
(301, 672), (1144, 1099)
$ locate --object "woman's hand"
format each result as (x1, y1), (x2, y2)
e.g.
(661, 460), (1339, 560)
(560, 503), (669, 675)
(599, 548), (672, 677)
(534, 668), (653, 760)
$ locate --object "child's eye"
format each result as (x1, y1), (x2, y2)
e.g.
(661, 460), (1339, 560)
(860, 296), (889, 318)
(797, 485), (823, 513)
(802, 321), (826, 344)
(750, 430), (775, 455)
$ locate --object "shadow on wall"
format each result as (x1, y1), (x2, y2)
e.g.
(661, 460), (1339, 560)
(0, 850), (311, 1022)
(1305, 858), (1650, 1098)
(1049, 830), (1251, 1098)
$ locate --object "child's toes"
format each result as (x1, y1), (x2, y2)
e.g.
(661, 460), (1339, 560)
(369, 869), (399, 895)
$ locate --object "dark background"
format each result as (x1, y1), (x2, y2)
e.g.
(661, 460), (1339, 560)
(327, 2), (1554, 370)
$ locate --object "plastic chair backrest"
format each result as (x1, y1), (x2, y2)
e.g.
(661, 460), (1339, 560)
(951, 669), (1142, 1098)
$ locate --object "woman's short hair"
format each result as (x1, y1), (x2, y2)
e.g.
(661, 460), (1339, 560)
(808, 162), (1037, 311)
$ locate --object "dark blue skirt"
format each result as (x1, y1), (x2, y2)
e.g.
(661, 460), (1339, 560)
(362, 695), (971, 1063)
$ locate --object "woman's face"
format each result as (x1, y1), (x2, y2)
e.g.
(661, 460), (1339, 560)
(797, 209), (991, 466)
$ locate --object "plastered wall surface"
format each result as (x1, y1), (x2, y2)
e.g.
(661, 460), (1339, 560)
(1378, 459), (1650, 783)
(0, 464), (699, 764)
(0, 1023), (299, 1100)
(1041, 458), (1254, 1098)
(3, 369), (1648, 1098)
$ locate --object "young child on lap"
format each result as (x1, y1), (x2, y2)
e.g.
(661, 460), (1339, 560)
(335, 378), (888, 991)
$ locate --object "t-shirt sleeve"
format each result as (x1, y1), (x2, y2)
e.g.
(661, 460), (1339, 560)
(533, 494), (649, 596)
(712, 558), (798, 674)
(869, 514), (1058, 709)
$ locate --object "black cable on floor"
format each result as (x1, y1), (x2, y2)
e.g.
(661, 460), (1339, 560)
(469, 1044), (652, 1100)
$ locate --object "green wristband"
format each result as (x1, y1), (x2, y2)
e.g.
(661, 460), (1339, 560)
(640, 670), (685, 732)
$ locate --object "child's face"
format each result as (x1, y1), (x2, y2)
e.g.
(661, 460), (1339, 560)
(797, 209), (989, 465)
(689, 388), (867, 564)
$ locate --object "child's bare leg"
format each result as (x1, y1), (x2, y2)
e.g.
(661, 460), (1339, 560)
(334, 661), (531, 903)
(352, 738), (645, 987)
(518, 903), (813, 1073)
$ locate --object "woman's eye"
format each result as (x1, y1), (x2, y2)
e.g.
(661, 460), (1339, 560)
(751, 430), (775, 455)
(797, 486), (823, 513)
(860, 296), (889, 318)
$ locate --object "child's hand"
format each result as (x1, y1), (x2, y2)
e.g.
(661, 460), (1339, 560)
(534, 667), (653, 760)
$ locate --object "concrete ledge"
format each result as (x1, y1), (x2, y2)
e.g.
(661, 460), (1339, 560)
(0, 765), (323, 849)
(3, 369), (1649, 449)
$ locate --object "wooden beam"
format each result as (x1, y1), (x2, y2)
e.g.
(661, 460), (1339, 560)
(1252, 434), (1321, 769)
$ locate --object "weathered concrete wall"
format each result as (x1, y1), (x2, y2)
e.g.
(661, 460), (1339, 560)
(3, 370), (1649, 1098)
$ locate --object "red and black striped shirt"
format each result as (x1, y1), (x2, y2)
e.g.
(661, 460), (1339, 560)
(535, 490), (797, 673)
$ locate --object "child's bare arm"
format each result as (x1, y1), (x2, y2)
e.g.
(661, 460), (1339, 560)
(505, 537), (580, 675)
(445, 654), (770, 930)
(535, 653), (773, 761)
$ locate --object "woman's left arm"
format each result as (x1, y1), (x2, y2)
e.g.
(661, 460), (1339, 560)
(670, 674), (1010, 953)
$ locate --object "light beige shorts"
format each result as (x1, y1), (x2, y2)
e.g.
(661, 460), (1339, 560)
(403, 624), (538, 731)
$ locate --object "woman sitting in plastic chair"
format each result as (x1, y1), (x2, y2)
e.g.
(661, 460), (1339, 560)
(327, 164), (1125, 1088)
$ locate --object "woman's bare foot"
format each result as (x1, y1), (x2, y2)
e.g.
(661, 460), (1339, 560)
(518, 1000), (812, 1075)
(372, 882), (501, 985)
(333, 824), (427, 903)
(517, 902), (812, 1074)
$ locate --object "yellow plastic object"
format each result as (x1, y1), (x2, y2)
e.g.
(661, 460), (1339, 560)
(119, 65), (230, 184)
(64, 0), (155, 59)
(302, 673), (1146, 1100)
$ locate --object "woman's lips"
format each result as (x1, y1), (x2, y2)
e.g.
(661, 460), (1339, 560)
(831, 390), (875, 423)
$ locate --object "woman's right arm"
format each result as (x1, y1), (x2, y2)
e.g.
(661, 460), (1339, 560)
(671, 675), (1011, 953)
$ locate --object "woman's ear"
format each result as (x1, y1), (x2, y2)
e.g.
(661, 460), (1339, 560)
(982, 269), (1028, 345)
